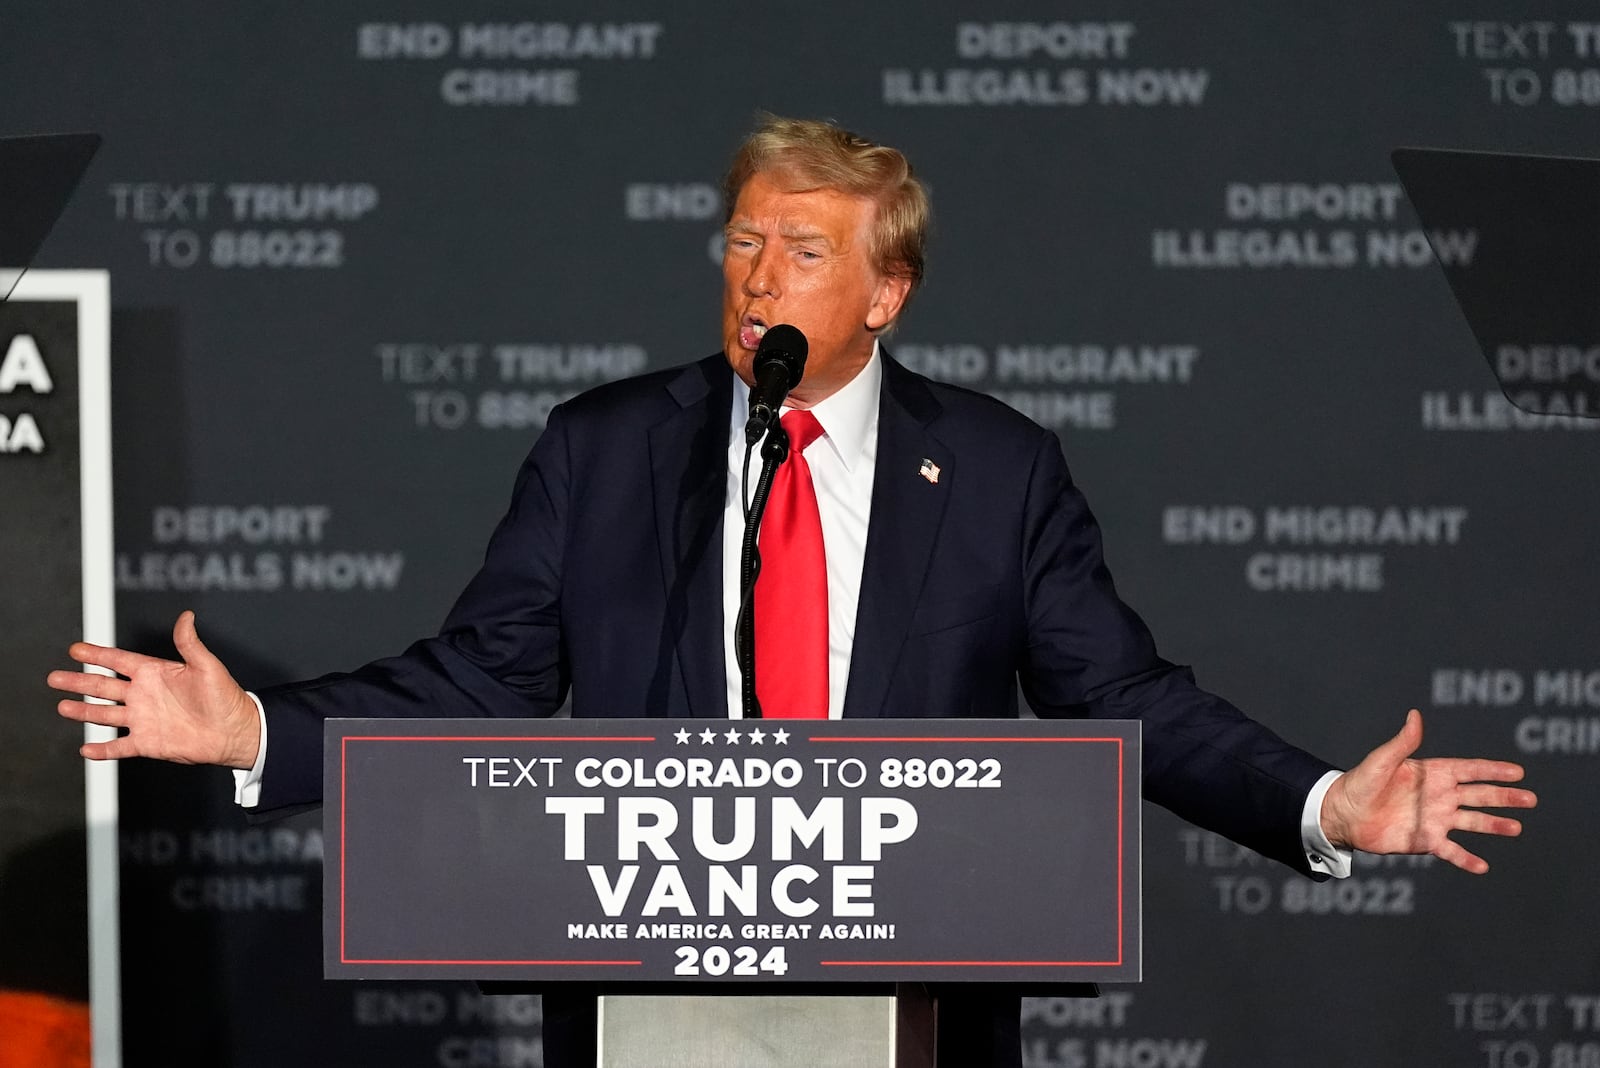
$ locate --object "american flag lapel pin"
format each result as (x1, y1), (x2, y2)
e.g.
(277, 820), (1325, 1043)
(918, 458), (941, 484)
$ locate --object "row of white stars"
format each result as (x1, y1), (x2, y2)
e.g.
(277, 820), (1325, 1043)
(673, 727), (791, 746)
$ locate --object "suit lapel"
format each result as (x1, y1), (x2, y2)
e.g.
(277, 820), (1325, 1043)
(844, 356), (951, 719)
(648, 356), (731, 720)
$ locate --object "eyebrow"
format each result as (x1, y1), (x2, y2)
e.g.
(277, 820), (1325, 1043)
(779, 225), (833, 247)
(724, 218), (835, 249)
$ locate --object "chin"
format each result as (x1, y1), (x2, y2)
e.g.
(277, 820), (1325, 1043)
(723, 347), (754, 384)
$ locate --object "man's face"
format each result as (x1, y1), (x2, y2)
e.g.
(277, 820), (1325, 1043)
(721, 170), (910, 408)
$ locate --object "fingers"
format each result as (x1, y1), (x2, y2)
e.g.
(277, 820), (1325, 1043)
(1455, 810), (1523, 837)
(1401, 707), (1423, 749)
(46, 669), (128, 703)
(56, 699), (130, 729)
(1458, 783), (1538, 810)
(1434, 837), (1490, 875)
(80, 735), (140, 761)
(172, 610), (214, 668)
(67, 641), (150, 677)
(1442, 758), (1528, 785)
(67, 610), (204, 674)
(1362, 707), (1425, 770)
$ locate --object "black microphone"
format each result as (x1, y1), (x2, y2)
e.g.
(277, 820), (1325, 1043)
(743, 324), (808, 445)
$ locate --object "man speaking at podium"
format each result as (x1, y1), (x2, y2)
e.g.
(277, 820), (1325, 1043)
(50, 116), (1535, 1067)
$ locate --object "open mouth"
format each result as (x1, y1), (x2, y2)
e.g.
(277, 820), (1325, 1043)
(738, 314), (769, 349)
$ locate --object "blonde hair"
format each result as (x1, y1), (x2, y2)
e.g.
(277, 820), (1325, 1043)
(723, 114), (929, 294)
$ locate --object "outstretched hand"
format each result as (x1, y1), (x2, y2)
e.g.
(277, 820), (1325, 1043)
(1320, 708), (1536, 874)
(47, 611), (260, 770)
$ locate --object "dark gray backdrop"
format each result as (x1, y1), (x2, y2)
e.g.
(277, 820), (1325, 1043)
(6, 4), (1596, 1066)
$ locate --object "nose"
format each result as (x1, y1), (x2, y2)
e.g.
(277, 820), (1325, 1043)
(743, 244), (780, 298)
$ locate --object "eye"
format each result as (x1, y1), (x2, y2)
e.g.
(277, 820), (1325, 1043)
(728, 236), (758, 251)
(795, 249), (822, 262)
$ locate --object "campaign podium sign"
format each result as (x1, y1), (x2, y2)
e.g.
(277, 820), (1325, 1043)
(323, 718), (1141, 986)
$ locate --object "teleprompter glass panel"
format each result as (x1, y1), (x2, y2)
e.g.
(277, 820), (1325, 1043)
(1394, 147), (1600, 419)
(0, 133), (101, 302)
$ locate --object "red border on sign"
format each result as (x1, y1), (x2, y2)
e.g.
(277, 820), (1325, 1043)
(340, 958), (642, 966)
(340, 735), (652, 967)
(807, 735), (1127, 970)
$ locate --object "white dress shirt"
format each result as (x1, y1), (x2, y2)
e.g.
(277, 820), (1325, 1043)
(239, 343), (1351, 877)
(721, 345), (881, 721)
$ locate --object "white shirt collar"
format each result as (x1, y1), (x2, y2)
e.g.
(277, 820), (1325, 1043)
(728, 339), (881, 473)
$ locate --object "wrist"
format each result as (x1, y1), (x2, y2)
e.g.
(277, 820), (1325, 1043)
(224, 692), (262, 770)
(1319, 777), (1352, 850)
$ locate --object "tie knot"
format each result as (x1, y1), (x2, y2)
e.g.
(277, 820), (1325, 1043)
(781, 409), (825, 452)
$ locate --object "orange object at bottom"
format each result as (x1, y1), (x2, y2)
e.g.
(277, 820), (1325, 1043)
(0, 989), (91, 1068)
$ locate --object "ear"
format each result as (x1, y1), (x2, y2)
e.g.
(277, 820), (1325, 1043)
(864, 271), (914, 332)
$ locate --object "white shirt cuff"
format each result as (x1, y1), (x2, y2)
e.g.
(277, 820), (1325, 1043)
(231, 692), (268, 808)
(1302, 769), (1353, 878)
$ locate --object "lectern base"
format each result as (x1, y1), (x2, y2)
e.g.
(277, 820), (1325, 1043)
(596, 988), (935, 1068)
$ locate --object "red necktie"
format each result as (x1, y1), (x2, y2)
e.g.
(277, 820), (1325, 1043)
(755, 410), (828, 719)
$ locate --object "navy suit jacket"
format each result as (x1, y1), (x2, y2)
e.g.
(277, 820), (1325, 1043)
(259, 351), (1333, 873)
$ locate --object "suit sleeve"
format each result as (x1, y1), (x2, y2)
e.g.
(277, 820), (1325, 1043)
(250, 405), (576, 813)
(1016, 429), (1336, 874)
